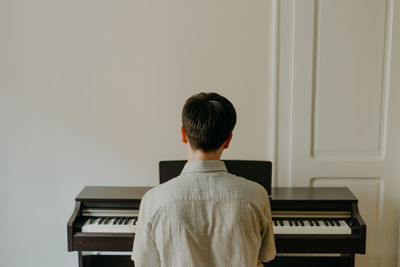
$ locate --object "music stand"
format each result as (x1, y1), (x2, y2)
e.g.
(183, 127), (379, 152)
(159, 160), (272, 195)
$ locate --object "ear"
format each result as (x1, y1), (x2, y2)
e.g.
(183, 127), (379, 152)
(181, 126), (188, 143)
(223, 134), (233, 149)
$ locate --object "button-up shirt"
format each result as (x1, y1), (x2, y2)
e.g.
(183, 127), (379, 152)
(132, 160), (276, 267)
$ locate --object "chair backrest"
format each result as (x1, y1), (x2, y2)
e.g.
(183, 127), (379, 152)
(159, 160), (272, 195)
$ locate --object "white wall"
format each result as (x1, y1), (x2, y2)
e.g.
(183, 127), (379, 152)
(0, 0), (274, 266)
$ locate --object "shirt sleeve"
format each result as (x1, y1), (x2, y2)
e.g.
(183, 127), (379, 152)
(131, 192), (160, 267)
(258, 196), (276, 263)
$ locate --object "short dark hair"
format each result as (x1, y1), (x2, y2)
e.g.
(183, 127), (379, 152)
(182, 92), (237, 153)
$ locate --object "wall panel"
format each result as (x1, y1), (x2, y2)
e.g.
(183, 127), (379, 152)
(311, 0), (391, 159)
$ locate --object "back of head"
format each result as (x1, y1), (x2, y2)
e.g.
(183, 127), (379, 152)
(182, 92), (237, 153)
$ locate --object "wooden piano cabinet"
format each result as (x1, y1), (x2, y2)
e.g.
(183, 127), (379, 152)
(69, 187), (365, 267)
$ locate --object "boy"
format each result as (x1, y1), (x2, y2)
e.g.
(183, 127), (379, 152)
(132, 92), (276, 267)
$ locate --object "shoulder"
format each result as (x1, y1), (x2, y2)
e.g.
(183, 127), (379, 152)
(221, 172), (269, 203)
(139, 177), (181, 210)
(228, 172), (267, 193)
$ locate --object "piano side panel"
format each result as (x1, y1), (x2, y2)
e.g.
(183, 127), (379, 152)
(68, 201), (81, 251)
(352, 203), (367, 254)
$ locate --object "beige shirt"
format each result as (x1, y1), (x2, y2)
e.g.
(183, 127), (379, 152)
(132, 160), (276, 267)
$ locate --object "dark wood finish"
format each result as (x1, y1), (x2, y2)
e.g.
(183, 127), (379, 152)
(82, 255), (134, 267)
(73, 233), (134, 251)
(271, 187), (358, 201)
(271, 187), (358, 211)
(268, 254), (354, 267)
(76, 187), (152, 210)
(80, 255), (354, 267)
(74, 186), (357, 203)
(274, 234), (362, 253)
(76, 186), (151, 202)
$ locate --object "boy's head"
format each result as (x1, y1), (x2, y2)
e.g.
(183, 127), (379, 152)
(182, 92), (237, 153)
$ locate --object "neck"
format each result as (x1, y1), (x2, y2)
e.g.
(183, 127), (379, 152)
(187, 145), (224, 162)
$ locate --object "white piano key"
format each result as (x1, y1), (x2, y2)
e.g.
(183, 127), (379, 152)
(82, 217), (136, 233)
(272, 218), (352, 235)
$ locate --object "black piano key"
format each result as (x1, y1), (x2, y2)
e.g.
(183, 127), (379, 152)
(308, 219), (314, 226)
(89, 217), (96, 224)
(323, 220), (329, 226)
(104, 218), (110, 224)
(98, 218), (105, 224)
(334, 220), (340, 226)
(123, 218), (128, 225)
(294, 219), (298, 226)
(112, 218), (118, 225)
(278, 220), (284, 226)
(289, 219), (293, 226)
(299, 219), (304, 226)
(329, 220), (335, 227)
(118, 218), (123, 225)
(273, 220), (278, 227)
(314, 219), (320, 226)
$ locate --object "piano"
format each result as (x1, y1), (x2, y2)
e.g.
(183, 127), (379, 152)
(67, 186), (366, 267)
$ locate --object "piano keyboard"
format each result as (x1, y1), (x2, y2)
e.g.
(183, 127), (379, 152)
(82, 217), (137, 233)
(272, 218), (351, 235)
(81, 216), (351, 235)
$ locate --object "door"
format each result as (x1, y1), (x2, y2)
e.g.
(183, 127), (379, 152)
(273, 1), (400, 266)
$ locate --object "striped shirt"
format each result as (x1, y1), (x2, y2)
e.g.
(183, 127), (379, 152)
(132, 160), (276, 267)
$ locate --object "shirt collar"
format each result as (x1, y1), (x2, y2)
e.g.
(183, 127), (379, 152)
(181, 160), (228, 173)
